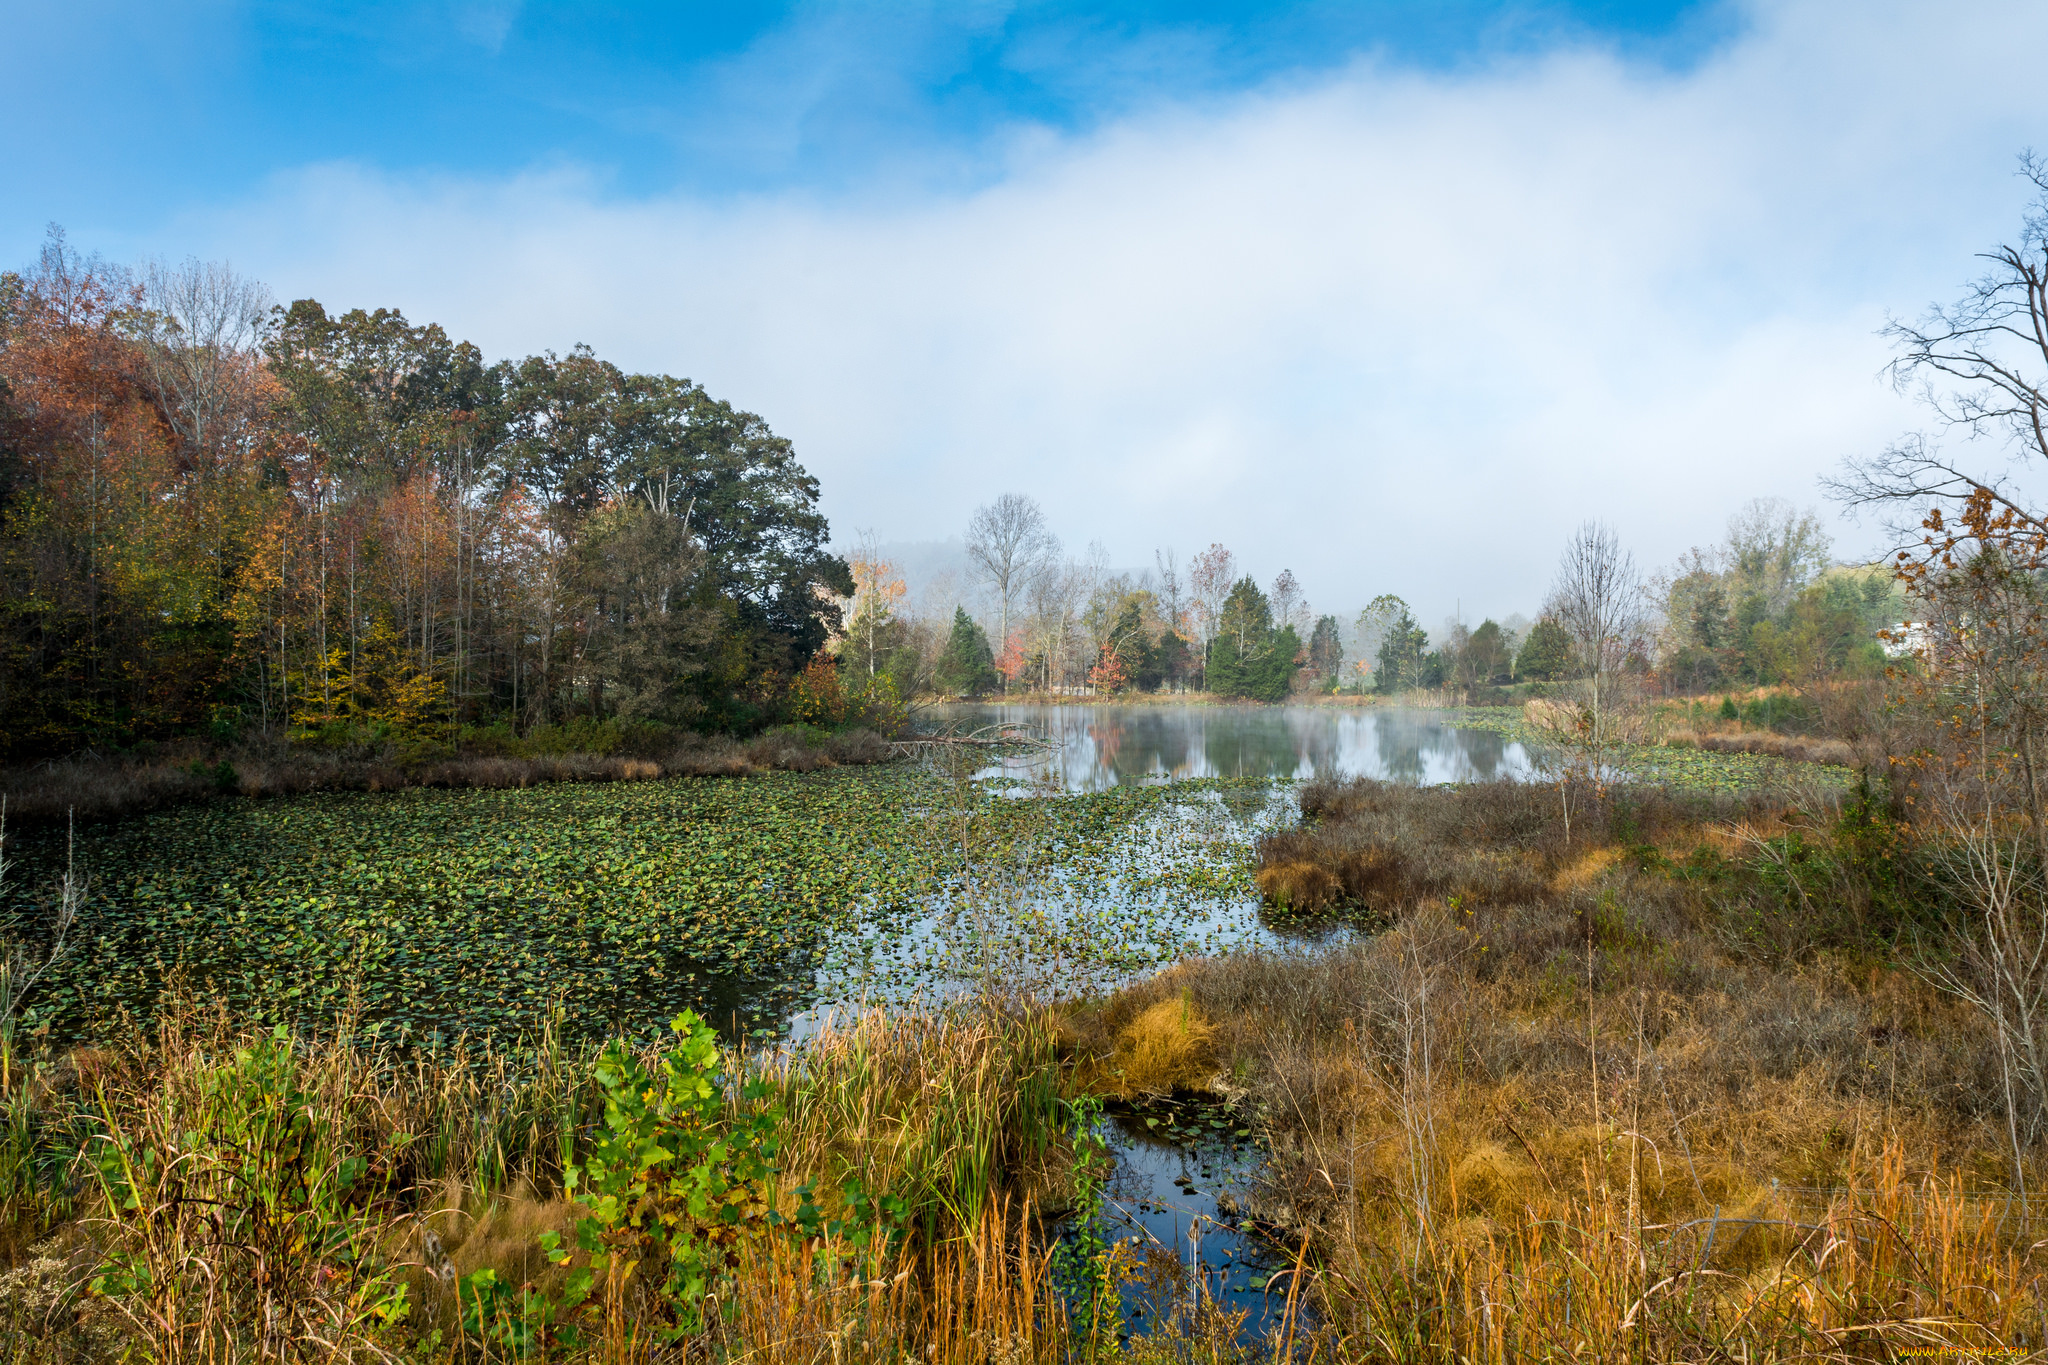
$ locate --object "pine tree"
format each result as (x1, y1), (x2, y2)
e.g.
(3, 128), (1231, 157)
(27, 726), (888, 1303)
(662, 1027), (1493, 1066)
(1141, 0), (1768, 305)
(1207, 578), (1301, 701)
(934, 608), (998, 696)
(1515, 616), (1577, 681)
(1373, 611), (1428, 693)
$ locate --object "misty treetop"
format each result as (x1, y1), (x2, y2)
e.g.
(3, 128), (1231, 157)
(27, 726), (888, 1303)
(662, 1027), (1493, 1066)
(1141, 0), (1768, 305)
(0, 236), (851, 759)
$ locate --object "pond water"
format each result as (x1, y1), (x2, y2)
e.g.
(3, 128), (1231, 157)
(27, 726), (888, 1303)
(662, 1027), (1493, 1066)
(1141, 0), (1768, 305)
(1087, 1095), (1303, 1344)
(929, 702), (1537, 792)
(7, 706), (1519, 1344)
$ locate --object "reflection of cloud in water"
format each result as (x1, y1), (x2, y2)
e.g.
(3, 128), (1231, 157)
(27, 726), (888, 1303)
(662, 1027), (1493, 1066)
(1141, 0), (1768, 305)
(934, 704), (1536, 791)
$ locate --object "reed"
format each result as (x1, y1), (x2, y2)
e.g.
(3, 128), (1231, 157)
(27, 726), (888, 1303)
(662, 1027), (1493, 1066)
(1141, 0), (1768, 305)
(767, 1002), (1074, 1236)
(1314, 1139), (2048, 1361)
(0, 994), (1097, 1362)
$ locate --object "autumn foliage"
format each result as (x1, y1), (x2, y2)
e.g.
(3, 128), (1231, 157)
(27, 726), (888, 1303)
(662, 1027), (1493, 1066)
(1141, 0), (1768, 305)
(0, 235), (853, 761)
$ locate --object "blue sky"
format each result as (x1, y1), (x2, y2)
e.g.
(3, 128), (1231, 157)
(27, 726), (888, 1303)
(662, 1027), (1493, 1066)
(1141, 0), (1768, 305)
(11, 2), (2048, 627)
(12, 2), (1727, 244)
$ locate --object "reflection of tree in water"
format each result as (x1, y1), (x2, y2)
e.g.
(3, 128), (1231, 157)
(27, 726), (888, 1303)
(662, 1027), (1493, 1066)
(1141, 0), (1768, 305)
(1092, 709), (1197, 783)
(1371, 712), (1433, 785)
(1371, 711), (1518, 784)
(1194, 707), (1307, 781)
(929, 703), (1532, 789)
(1453, 725), (1511, 780)
(1285, 709), (1343, 778)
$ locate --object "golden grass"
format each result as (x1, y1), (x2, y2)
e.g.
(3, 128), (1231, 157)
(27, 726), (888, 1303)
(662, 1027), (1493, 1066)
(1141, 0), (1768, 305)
(0, 994), (1084, 1362)
(1083, 991), (1219, 1099)
(1104, 774), (2048, 1357)
(714, 1195), (1066, 1365)
(1254, 860), (1342, 911)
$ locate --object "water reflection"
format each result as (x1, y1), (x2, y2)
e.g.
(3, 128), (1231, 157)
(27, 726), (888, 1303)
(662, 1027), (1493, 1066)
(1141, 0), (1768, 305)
(930, 704), (1535, 791)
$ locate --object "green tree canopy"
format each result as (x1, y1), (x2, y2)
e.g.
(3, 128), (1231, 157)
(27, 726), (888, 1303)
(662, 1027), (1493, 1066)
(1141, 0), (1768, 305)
(1465, 619), (1511, 684)
(934, 608), (999, 696)
(1373, 609), (1428, 693)
(1515, 616), (1577, 681)
(1207, 577), (1301, 701)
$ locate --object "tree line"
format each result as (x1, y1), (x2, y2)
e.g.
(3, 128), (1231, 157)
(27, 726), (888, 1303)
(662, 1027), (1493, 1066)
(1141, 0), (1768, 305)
(835, 505), (1352, 703)
(0, 232), (852, 761)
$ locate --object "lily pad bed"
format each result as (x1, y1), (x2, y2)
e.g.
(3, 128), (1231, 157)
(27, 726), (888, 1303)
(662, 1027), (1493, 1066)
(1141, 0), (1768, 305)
(0, 769), (1287, 1048)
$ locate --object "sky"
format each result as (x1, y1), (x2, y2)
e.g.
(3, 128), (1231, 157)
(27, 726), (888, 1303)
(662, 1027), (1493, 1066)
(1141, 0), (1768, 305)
(10, 0), (2048, 628)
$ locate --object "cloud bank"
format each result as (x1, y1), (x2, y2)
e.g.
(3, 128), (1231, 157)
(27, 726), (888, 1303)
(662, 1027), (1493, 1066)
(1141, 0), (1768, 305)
(146, 0), (2048, 625)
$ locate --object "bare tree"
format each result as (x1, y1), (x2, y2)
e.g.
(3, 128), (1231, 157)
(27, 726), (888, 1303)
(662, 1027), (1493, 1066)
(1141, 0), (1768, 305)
(1026, 552), (1094, 694)
(1270, 569), (1307, 634)
(1154, 548), (1186, 636)
(1828, 154), (2048, 552)
(1533, 523), (1649, 837)
(139, 257), (274, 460)
(1187, 544), (1236, 657)
(965, 494), (1059, 689)
(1830, 162), (2048, 1184)
(1550, 522), (1646, 716)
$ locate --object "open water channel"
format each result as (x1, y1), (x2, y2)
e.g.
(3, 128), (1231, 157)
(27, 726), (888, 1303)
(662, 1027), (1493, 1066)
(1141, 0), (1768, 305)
(907, 703), (1533, 1342)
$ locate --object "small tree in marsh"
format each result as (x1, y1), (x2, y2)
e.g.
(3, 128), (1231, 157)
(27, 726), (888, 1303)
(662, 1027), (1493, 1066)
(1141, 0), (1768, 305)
(1529, 522), (1650, 840)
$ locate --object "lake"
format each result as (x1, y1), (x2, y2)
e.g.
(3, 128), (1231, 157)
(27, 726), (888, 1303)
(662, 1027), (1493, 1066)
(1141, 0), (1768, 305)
(928, 701), (1538, 791)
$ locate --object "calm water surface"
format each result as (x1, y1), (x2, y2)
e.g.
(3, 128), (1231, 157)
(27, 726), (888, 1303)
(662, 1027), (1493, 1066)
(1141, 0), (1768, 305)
(931, 702), (1536, 791)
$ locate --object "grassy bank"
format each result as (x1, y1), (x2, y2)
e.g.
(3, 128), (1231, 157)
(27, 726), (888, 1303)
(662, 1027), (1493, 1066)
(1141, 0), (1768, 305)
(1118, 774), (2044, 1359)
(0, 724), (900, 824)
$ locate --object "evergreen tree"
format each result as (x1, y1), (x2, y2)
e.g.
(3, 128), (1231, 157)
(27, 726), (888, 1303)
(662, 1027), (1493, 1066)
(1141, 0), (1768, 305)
(1373, 610), (1428, 692)
(1465, 619), (1510, 683)
(1307, 615), (1344, 687)
(1515, 616), (1577, 681)
(1156, 629), (1195, 692)
(934, 607), (999, 696)
(1207, 578), (1301, 701)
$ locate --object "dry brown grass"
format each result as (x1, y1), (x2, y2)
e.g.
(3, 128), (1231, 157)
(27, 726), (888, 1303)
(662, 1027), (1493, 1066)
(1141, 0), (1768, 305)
(0, 993), (1082, 1362)
(1666, 727), (1860, 766)
(1077, 991), (1219, 1097)
(712, 1195), (1068, 1365)
(1086, 775), (2047, 1358)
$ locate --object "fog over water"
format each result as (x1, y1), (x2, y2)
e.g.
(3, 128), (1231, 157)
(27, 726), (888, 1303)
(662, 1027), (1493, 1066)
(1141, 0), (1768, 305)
(933, 703), (1537, 791)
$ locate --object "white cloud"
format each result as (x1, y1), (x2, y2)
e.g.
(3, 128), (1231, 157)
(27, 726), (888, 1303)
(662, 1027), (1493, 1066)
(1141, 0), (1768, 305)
(151, 0), (2048, 625)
